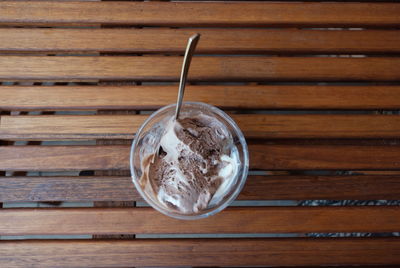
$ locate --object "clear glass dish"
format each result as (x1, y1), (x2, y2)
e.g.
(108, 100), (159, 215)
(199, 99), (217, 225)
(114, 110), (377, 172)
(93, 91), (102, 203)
(130, 102), (249, 220)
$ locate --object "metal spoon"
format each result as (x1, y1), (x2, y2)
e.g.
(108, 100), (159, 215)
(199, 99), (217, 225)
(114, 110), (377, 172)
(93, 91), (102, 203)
(174, 33), (201, 120)
(151, 34), (201, 162)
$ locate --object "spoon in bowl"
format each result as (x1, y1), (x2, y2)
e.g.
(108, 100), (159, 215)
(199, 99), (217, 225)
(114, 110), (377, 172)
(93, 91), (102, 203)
(151, 34), (201, 162)
(174, 33), (201, 120)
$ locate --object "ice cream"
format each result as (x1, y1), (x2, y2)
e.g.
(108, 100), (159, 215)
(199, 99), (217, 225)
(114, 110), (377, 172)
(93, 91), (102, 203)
(139, 113), (239, 214)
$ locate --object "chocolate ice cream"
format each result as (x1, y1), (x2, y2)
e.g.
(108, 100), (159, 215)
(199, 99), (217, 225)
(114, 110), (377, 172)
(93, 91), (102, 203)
(140, 113), (239, 214)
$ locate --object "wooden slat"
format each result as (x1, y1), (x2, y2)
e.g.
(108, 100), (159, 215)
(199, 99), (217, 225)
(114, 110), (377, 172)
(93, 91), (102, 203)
(1, 207), (400, 235)
(0, 175), (179, 203)
(0, 85), (400, 110)
(92, 111), (137, 240)
(0, 145), (399, 171)
(250, 144), (400, 170)
(1, 28), (400, 54)
(2, 114), (400, 140)
(2, 175), (399, 202)
(0, 115), (145, 140)
(1, 238), (400, 267)
(0, 146), (130, 171)
(1, 85), (400, 110)
(0, 56), (399, 81)
(1, 2), (399, 27)
(0, 176), (141, 203)
(240, 175), (400, 200)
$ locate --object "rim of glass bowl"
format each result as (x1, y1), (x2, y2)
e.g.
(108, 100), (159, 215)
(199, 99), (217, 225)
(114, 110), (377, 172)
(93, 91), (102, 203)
(130, 102), (249, 220)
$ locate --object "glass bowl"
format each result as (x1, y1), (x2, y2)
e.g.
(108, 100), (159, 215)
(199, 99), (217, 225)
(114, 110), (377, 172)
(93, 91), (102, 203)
(130, 102), (249, 220)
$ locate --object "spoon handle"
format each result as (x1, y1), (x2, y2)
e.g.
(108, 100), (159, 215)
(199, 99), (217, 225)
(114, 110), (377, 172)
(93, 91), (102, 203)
(175, 33), (201, 120)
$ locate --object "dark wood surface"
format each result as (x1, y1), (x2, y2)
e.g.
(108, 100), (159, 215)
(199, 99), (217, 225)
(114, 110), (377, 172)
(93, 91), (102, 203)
(1, 2), (400, 27)
(1, 28), (399, 54)
(1, 0), (399, 267)
(2, 85), (400, 111)
(1, 56), (400, 81)
(1, 238), (400, 267)
(2, 114), (400, 140)
(0, 145), (130, 171)
(250, 144), (400, 170)
(1, 175), (400, 202)
(1, 144), (400, 171)
(1, 207), (400, 235)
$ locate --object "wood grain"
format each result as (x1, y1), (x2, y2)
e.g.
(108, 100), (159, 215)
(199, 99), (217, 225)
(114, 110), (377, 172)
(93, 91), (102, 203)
(0, 56), (399, 81)
(1, 238), (400, 267)
(0, 145), (399, 171)
(2, 85), (400, 111)
(1, 207), (400, 235)
(1, 28), (399, 54)
(0, 1), (398, 266)
(0, 146), (130, 171)
(2, 175), (399, 202)
(250, 144), (400, 170)
(1, 2), (399, 27)
(0, 176), (140, 203)
(0, 115), (145, 140)
(92, 110), (136, 240)
(240, 175), (400, 201)
(2, 114), (400, 140)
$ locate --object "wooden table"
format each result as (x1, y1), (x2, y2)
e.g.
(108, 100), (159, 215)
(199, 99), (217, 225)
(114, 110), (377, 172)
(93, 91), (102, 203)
(1, 1), (400, 267)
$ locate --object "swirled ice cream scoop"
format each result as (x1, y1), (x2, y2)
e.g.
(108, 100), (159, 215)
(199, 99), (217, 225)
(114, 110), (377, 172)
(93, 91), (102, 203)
(140, 113), (239, 214)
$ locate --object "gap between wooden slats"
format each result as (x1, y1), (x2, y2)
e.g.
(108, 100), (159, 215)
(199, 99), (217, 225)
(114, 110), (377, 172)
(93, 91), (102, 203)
(1, 2), (399, 27)
(0, 28), (399, 54)
(92, 110), (136, 240)
(1, 114), (400, 140)
(0, 145), (399, 171)
(0, 238), (400, 267)
(1, 175), (399, 203)
(1, 85), (400, 111)
(0, 57), (400, 81)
